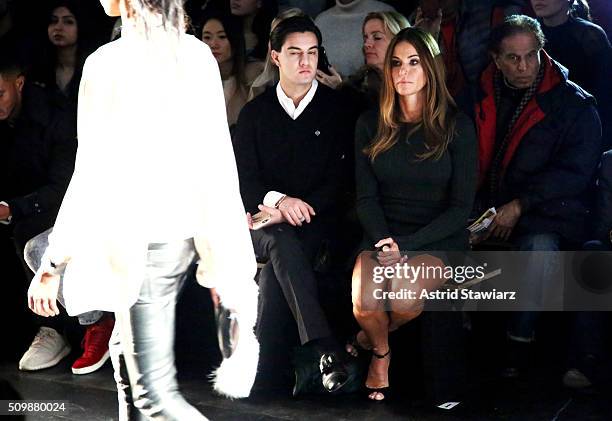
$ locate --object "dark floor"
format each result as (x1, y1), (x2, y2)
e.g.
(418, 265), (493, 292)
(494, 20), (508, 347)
(1, 345), (610, 421)
(2, 255), (610, 420)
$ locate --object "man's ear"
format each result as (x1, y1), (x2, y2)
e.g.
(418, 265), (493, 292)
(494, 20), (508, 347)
(491, 52), (501, 70)
(270, 50), (281, 68)
(15, 75), (25, 93)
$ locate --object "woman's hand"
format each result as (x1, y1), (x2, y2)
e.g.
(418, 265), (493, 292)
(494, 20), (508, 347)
(374, 238), (404, 267)
(28, 272), (60, 317)
(316, 66), (342, 90)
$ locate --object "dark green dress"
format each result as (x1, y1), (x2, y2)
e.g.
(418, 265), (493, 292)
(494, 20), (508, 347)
(355, 110), (478, 252)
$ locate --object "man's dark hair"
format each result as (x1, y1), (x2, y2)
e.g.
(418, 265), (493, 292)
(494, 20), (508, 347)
(489, 15), (546, 55)
(269, 16), (322, 52)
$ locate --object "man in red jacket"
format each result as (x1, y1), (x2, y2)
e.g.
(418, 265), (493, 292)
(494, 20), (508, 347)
(473, 15), (602, 377)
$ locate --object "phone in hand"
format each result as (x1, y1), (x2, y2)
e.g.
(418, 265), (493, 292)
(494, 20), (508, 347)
(251, 211), (272, 230)
(318, 46), (332, 76)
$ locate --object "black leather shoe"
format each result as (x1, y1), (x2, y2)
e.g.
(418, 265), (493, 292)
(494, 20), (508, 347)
(292, 345), (322, 397)
(292, 347), (351, 396)
(319, 352), (349, 393)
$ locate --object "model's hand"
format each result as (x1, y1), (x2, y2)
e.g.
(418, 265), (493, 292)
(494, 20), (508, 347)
(490, 199), (522, 241)
(246, 212), (253, 230)
(374, 238), (404, 267)
(277, 196), (316, 226)
(414, 7), (442, 39)
(28, 272), (60, 317)
(316, 66), (342, 89)
(0, 203), (10, 220)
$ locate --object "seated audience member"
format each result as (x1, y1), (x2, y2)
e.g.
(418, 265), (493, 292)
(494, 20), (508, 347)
(0, 55), (114, 376)
(229, 0), (278, 60)
(530, 0), (612, 149)
(248, 7), (306, 100)
(473, 15), (602, 376)
(563, 150), (612, 390)
(315, 0), (395, 77)
(201, 12), (263, 130)
(31, 1), (92, 114)
(232, 16), (355, 395)
(330, 11), (409, 112)
(590, 151), (612, 251)
(589, 0), (612, 39)
(350, 27), (477, 401)
(411, 0), (526, 100)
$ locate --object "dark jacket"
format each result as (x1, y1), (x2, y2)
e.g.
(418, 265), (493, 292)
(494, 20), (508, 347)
(0, 84), (77, 248)
(595, 150), (612, 244)
(475, 52), (602, 243)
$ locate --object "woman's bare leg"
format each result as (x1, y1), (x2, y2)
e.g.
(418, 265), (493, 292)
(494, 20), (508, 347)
(351, 253), (391, 400)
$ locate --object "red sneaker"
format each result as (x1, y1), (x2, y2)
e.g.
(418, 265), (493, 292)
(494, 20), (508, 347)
(71, 315), (114, 375)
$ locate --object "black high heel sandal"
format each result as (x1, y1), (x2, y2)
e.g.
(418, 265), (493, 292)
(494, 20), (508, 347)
(345, 331), (372, 357)
(365, 349), (391, 401)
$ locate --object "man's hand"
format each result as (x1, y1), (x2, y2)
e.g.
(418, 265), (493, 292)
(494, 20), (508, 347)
(256, 204), (284, 226)
(490, 199), (522, 241)
(374, 238), (404, 267)
(28, 272), (61, 317)
(277, 196), (316, 226)
(0, 203), (10, 220)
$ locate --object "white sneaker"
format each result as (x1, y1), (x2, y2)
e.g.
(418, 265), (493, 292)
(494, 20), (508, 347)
(18, 327), (71, 371)
(562, 368), (593, 389)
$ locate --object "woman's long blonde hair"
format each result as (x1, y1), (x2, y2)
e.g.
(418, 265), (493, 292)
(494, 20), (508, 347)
(366, 27), (457, 161)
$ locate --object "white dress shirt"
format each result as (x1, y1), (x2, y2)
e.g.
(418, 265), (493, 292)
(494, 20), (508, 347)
(275, 79), (318, 120)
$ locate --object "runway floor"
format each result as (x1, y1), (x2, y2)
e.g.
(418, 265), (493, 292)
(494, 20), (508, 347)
(1, 354), (609, 421)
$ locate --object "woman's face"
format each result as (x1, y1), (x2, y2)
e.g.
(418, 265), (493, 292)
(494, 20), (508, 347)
(530, 0), (570, 19)
(202, 19), (233, 65)
(230, 0), (260, 17)
(363, 19), (392, 70)
(391, 41), (427, 98)
(48, 6), (78, 48)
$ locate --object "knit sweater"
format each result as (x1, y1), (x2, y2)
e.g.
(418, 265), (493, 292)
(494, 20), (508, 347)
(355, 110), (478, 251)
(315, 0), (395, 77)
(232, 84), (354, 216)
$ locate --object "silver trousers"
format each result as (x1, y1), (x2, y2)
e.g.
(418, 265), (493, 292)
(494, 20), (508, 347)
(109, 239), (207, 421)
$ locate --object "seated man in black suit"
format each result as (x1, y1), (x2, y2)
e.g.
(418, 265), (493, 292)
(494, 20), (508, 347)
(232, 16), (354, 395)
(0, 54), (113, 375)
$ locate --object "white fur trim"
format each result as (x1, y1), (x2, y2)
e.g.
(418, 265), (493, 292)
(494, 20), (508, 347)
(211, 325), (259, 398)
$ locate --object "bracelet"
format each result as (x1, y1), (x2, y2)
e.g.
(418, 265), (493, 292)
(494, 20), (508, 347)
(274, 195), (287, 209)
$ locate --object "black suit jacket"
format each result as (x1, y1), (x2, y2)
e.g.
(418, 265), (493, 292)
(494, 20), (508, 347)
(0, 84), (77, 249)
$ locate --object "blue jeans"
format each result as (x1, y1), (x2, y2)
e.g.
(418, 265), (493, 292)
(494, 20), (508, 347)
(109, 239), (206, 421)
(507, 233), (562, 342)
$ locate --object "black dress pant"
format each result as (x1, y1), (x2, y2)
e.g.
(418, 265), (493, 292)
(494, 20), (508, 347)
(251, 220), (332, 346)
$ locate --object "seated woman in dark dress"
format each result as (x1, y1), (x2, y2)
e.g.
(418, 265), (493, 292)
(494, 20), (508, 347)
(350, 27), (478, 401)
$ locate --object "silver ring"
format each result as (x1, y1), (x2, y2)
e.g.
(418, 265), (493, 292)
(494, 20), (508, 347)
(298, 216), (305, 222)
